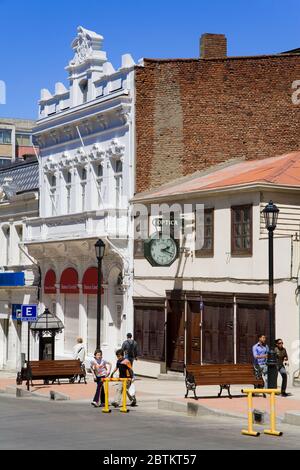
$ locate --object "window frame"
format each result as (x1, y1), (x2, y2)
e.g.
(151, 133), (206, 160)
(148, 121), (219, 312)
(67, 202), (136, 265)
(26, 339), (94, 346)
(195, 208), (214, 258)
(231, 204), (253, 257)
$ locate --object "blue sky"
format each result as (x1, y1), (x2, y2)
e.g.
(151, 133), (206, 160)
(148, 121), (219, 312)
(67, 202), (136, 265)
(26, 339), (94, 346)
(0, 0), (299, 119)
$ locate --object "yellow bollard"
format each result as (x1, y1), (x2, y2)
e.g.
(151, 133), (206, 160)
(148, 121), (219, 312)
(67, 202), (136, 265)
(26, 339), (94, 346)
(120, 379), (130, 413)
(241, 390), (260, 437)
(264, 391), (282, 437)
(102, 379), (111, 414)
(241, 389), (282, 437)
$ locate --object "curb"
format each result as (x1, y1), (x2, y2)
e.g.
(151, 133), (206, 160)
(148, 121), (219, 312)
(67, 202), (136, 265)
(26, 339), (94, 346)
(50, 390), (70, 401)
(158, 399), (249, 421)
(283, 411), (300, 426)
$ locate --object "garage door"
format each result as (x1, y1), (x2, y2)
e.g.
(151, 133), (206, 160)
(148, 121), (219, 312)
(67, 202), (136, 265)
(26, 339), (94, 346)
(64, 295), (79, 354)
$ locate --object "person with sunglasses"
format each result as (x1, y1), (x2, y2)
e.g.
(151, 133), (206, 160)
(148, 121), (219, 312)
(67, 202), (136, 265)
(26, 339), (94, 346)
(275, 339), (291, 397)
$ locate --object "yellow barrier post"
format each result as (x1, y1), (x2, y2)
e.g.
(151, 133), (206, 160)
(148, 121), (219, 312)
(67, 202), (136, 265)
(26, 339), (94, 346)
(102, 379), (111, 414)
(241, 390), (260, 437)
(264, 391), (282, 437)
(120, 379), (130, 414)
(241, 389), (282, 437)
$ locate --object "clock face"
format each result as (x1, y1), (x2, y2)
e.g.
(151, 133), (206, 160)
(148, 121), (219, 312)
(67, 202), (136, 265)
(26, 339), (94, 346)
(149, 238), (178, 266)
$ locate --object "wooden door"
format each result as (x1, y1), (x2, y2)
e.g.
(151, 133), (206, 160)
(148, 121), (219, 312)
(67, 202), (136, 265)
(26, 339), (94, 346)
(237, 304), (270, 364)
(167, 300), (185, 372)
(202, 302), (234, 364)
(187, 301), (202, 365)
(134, 306), (165, 362)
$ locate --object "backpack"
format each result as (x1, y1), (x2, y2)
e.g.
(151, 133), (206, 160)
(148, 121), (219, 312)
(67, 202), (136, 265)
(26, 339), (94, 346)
(124, 340), (135, 358)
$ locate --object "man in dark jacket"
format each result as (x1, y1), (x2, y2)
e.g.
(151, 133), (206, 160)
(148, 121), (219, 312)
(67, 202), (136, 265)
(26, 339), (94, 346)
(122, 333), (138, 366)
(275, 339), (291, 397)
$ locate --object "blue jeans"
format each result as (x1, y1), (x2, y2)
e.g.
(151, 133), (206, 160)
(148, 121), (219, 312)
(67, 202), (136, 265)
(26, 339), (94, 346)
(258, 364), (268, 388)
(278, 366), (287, 393)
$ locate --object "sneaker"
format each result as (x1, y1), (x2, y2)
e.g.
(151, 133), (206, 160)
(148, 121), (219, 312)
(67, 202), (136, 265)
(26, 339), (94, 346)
(91, 402), (100, 408)
(111, 401), (119, 408)
(281, 392), (291, 397)
(131, 398), (137, 407)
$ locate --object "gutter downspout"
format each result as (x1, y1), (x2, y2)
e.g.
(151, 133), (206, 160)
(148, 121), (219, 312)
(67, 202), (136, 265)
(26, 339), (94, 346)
(19, 244), (41, 303)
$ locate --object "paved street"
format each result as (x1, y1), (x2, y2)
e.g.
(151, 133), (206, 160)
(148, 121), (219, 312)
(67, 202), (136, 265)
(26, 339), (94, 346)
(0, 395), (300, 450)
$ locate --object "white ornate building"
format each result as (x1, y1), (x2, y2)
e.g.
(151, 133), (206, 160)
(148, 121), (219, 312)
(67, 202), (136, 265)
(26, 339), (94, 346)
(24, 27), (136, 363)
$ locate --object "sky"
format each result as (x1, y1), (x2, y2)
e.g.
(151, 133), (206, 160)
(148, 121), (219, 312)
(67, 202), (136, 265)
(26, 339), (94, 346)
(0, 0), (300, 119)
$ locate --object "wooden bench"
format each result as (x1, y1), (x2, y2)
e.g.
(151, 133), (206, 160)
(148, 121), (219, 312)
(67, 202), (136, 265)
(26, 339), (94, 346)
(184, 364), (264, 399)
(16, 360), (87, 386)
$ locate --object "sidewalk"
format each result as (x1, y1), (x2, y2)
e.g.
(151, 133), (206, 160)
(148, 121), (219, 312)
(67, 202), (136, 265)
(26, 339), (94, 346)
(1, 371), (300, 423)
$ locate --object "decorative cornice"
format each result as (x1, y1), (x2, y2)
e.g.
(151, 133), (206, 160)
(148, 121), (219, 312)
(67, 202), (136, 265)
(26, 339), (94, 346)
(89, 144), (105, 163)
(44, 157), (58, 174)
(106, 139), (125, 162)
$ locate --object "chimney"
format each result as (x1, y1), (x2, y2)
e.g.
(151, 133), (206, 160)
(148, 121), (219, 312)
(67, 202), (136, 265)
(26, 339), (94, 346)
(200, 33), (227, 59)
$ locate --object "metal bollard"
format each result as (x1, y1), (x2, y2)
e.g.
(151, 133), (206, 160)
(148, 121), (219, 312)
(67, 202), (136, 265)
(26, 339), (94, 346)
(102, 379), (111, 414)
(264, 391), (282, 437)
(241, 389), (282, 437)
(242, 390), (260, 437)
(120, 379), (130, 414)
(101, 378), (129, 414)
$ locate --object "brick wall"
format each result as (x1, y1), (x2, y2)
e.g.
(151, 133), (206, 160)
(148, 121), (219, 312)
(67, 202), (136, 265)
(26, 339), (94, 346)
(135, 54), (300, 193)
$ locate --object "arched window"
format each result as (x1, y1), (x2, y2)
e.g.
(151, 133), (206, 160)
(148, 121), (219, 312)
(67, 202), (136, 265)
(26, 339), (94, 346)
(60, 268), (79, 294)
(80, 80), (88, 104)
(44, 269), (57, 294)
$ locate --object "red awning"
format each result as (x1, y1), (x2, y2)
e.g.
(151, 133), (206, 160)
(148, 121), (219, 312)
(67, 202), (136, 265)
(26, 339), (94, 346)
(60, 268), (79, 294)
(44, 269), (57, 294)
(82, 267), (104, 295)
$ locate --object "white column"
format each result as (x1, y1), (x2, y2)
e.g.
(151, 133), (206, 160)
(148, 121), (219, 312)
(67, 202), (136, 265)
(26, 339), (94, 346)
(79, 286), (88, 343)
(55, 291), (65, 358)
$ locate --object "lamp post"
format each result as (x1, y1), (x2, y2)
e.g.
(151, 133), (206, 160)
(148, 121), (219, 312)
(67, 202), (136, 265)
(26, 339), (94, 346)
(95, 239), (106, 349)
(262, 201), (280, 389)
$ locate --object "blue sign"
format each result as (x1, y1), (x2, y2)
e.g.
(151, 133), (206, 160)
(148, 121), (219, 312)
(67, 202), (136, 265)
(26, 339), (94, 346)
(21, 305), (38, 322)
(12, 304), (22, 321)
(0, 273), (25, 287)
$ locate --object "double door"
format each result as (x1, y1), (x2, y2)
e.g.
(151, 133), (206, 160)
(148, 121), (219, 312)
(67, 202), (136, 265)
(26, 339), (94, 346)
(167, 296), (270, 372)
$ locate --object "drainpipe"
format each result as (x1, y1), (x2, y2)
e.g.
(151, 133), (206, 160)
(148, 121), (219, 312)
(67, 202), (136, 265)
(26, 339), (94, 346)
(19, 244), (41, 304)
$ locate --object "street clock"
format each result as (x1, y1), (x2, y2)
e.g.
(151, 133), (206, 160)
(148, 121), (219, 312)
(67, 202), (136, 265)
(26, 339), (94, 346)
(144, 234), (179, 267)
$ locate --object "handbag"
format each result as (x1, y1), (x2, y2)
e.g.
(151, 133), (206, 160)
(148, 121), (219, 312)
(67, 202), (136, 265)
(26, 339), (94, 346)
(128, 382), (136, 397)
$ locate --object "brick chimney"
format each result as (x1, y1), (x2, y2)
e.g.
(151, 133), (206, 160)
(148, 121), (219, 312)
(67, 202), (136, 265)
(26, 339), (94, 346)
(200, 33), (227, 59)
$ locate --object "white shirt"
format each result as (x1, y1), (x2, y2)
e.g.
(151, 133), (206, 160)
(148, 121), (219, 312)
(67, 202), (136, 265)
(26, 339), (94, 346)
(73, 343), (86, 362)
(90, 358), (109, 377)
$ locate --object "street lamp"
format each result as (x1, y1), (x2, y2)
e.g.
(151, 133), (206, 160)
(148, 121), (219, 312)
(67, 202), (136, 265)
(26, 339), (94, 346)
(95, 239), (106, 349)
(262, 201), (280, 389)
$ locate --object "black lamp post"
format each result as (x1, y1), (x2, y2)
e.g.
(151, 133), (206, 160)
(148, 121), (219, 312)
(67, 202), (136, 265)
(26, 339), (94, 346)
(95, 239), (106, 349)
(262, 201), (280, 389)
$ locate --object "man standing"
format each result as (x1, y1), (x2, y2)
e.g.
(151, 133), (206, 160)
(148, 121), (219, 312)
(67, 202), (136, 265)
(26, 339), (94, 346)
(252, 334), (269, 388)
(122, 333), (138, 366)
(275, 339), (291, 397)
